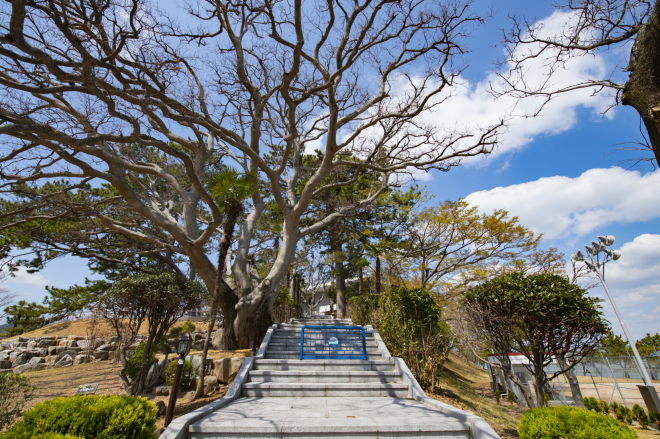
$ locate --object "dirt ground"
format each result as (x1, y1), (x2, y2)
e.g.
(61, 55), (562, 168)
(20, 349), (253, 428)
(5, 318), (207, 340)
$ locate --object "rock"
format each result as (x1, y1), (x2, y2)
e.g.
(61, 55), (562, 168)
(203, 376), (218, 394)
(33, 348), (48, 357)
(48, 346), (65, 356)
(37, 339), (56, 348)
(58, 350), (78, 359)
(185, 355), (203, 378)
(97, 344), (113, 352)
(58, 340), (68, 347)
(145, 361), (160, 388)
(66, 340), (79, 349)
(32, 363), (50, 371)
(213, 357), (245, 384)
(93, 351), (108, 361)
(56, 335), (67, 340)
(8, 352), (20, 363)
(26, 341), (37, 350)
(18, 337), (29, 343)
(11, 353), (28, 368)
(54, 354), (73, 368)
(29, 357), (44, 367)
(0, 360), (12, 369)
(13, 364), (32, 374)
(41, 336), (54, 340)
(155, 400), (167, 417)
(1, 343), (12, 350)
(0, 353), (8, 362)
(192, 332), (203, 342)
(109, 336), (119, 343)
(158, 357), (171, 380)
(67, 336), (83, 341)
(17, 342), (27, 348)
(211, 329), (224, 350)
(45, 355), (59, 366)
(155, 386), (170, 396)
(73, 355), (90, 365)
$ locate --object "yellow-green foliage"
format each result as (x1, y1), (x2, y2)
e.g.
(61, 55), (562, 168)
(125, 343), (156, 380)
(2, 395), (157, 439)
(518, 406), (638, 439)
(166, 360), (194, 387)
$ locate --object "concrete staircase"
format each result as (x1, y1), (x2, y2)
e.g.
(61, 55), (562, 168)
(180, 316), (500, 439)
(242, 317), (409, 398)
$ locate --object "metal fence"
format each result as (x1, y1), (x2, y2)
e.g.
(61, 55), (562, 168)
(544, 354), (660, 410)
(300, 325), (367, 360)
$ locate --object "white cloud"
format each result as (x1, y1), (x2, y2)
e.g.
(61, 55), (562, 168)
(465, 168), (660, 239)
(418, 10), (619, 167)
(2, 267), (50, 288)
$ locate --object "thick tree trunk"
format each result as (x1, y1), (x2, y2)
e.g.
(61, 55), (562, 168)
(195, 205), (241, 399)
(557, 357), (584, 407)
(375, 257), (381, 295)
(622, 0), (660, 164)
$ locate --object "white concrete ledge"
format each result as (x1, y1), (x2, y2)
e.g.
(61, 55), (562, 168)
(365, 326), (391, 360)
(393, 357), (501, 439)
(255, 324), (277, 359)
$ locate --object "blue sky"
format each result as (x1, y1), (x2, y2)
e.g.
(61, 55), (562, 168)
(2, 0), (659, 341)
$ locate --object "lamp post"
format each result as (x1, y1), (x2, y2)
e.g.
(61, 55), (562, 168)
(164, 332), (192, 428)
(572, 235), (660, 413)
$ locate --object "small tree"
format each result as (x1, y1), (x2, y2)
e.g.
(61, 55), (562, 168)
(349, 287), (451, 392)
(0, 373), (35, 430)
(99, 272), (207, 396)
(462, 272), (609, 408)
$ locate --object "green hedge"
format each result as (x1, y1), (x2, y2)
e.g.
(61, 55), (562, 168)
(518, 406), (638, 439)
(2, 395), (157, 439)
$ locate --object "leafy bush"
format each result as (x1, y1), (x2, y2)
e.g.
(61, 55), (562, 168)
(22, 434), (82, 439)
(632, 404), (649, 429)
(165, 359), (193, 387)
(2, 395), (157, 439)
(518, 406), (638, 439)
(347, 287), (451, 391)
(0, 373), (35, 430)
(169, 321), (196, 338)
(125, 343), (156, 380)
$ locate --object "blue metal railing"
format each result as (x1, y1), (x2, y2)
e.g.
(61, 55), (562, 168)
(300, 325), (367, 360)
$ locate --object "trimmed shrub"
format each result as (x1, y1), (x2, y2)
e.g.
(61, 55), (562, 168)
(583, 397), (599, 413)
(165, 359), (194, 387)
(649, 411), (660, 430)
(632, 404), (649, 429)
(125, 343), (156, 380)
(518, 406), (638, 439)
(3, 395), (157, 439)
(25, 434), (82, 439)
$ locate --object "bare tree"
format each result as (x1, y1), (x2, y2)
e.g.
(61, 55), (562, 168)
(0, 0), (502, 350)
(497, 0), (660, 165)
(0, 271), (17, 322)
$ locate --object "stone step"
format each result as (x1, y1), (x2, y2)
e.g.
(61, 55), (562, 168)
(264, 352), (382, 360)
(283, 323), (354, 327)
(248, 370), (402, 383)
(268, 341), (378, 349)
(188, 397), (472, 439)
(272, 331), (374, 337)
(252, 359), (395, 371)
(290, 319), (351, 325)
(241, 382), (409, 397)
(267, 344), (379, 353)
